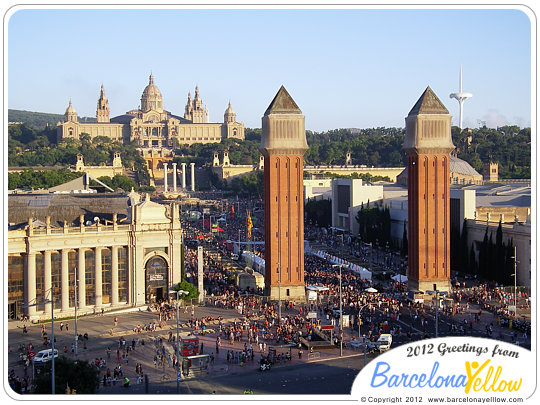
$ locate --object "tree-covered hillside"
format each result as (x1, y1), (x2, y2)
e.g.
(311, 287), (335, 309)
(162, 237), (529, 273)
(8, 109), (95, 129)
(8, 110), (531, 179)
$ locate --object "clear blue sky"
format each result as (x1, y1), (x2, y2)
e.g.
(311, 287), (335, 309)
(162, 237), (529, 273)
(7, 6), (533, 132)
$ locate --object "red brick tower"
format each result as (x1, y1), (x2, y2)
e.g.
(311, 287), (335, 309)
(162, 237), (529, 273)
(260, 86), (308, 301)
(404, 87), (455, 293)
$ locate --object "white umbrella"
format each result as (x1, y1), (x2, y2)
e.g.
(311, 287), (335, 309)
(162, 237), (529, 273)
(392, 274), (408, 282)
(365, 287), (378, 293)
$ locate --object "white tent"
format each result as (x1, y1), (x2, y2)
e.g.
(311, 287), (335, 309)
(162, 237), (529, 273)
(306, 285), (330, 292)
(392, 274), (408, 282)
(365, 287), (378, 293)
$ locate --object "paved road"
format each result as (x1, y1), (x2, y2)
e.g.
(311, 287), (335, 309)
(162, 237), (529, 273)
(9, 296), (529, 396)
(8, 304), (372, 395)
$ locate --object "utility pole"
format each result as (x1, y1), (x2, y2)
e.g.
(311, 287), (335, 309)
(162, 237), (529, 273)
(74, 268), (78, 357)
(332, 263), (344, 357)
(514, 246), (518, 310)
(339, 264), (343, 357)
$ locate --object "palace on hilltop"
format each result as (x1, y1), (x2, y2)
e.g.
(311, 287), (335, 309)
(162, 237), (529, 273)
(57, 74), (245, 148)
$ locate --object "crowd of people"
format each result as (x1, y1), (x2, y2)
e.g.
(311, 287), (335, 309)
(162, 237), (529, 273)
(9, 195), (531, 394)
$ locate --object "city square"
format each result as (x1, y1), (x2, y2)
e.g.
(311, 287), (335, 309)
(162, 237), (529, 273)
(6, 6), (533, 400)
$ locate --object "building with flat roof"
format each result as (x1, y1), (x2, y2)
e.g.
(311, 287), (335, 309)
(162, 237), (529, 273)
(7, 191), (183, 321)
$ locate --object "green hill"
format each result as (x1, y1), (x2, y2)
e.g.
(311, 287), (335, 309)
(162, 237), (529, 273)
(8, 109), (96, 129)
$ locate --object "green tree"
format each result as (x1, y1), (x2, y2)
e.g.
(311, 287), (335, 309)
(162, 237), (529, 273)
(401, 223), (408, 256)
(171, 280), (199, 301)
(32, 356), (100, 394)
(305, 199), (332, 228)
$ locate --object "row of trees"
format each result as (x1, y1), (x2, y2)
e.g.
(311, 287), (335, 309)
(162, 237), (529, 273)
(305, 199), (332, 228)
(453, 220), (516, 285)
(8, 168), (82, 190)
(8, 170), (156, 192)
(355, 202), (392, 249)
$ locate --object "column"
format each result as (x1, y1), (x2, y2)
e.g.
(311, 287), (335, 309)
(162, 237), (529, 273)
(44, 250), (52, 314)
(95, 247), (102, 308)
(61, 249), (70, 312)
(181, 163), (186, 189)
(26, 252), (37, 318)
(172, 163), (177, 192)
(111, 246), (119, 306)
(190, 162), (196, 192)
(163, 162), (168, 192)
(78, 248), (86, 308)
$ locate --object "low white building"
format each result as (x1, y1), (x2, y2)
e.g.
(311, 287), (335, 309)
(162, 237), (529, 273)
(304, 178), (332, 201)
(330, 178), (384, 234)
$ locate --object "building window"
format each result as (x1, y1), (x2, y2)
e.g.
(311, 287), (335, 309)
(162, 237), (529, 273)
(68, 251), (77, 307)
(118, 247), (128, 302)
(85, 250), (95, 306)
(51, 252), (61, 310)
(35, 253), (45, 312)
(7, 255), (24, 307)
(102, 248), (111, 304)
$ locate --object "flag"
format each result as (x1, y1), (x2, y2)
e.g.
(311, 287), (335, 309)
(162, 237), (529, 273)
(247, 210), (253, 239)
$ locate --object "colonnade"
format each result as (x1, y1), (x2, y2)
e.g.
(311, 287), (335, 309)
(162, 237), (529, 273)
(24, 246), (125, 318)
(162, 162), (196, 192)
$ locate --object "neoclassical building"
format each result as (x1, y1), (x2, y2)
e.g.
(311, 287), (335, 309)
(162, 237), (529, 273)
(7, 191), (184, 321)
(57, 74), (245, 148)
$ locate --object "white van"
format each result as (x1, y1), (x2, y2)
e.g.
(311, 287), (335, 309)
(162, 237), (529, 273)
(33, 349), (58, 364)
(377, 334), (392, 352)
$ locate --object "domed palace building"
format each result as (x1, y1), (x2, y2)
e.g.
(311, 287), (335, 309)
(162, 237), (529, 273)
(57, 74), (245, 148)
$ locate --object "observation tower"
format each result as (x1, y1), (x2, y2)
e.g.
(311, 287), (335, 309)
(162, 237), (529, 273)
(449, 66), (472, 130)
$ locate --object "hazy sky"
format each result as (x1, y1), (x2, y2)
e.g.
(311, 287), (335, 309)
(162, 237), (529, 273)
(6, 6), (533, 132)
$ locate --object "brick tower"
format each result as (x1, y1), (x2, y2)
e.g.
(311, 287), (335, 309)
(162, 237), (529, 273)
(404, 87), (455, 293)
(260, 86), (308, 301)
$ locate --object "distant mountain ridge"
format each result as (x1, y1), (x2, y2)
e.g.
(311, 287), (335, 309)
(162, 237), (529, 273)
(8, 109), (96, 129)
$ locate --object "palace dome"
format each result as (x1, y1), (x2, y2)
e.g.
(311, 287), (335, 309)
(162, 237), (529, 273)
(140, 74), (163, 112)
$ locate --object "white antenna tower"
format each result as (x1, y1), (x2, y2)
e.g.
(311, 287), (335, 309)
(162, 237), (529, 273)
(449, 66), (472, 130)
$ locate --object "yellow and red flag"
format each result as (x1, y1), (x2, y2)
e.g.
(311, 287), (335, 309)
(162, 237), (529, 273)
(247, 211), (253, 239)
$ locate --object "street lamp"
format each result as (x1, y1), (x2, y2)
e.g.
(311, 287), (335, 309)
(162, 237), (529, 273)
(426, 284), (448, 338)
(510, 246), (518, 315)
(73, 268), (78, 357)
(357, 304), (369, 367)
(332, 264), (344, 357)
(169, 289), (189, 394)
(22, 292), (56, 394)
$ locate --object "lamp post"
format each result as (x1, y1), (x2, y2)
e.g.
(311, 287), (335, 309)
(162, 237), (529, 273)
(22, 292), (55, 394)
(74, 268), (78, 357)
(510, 246), (518, 315)
(169, 289), (189, 394)
(357, 304), (369, 366)
(426, 284), (448, 338)
(332, 264), (344, 357)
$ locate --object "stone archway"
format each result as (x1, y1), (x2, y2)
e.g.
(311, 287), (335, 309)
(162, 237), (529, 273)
(145, 256), (169, 303)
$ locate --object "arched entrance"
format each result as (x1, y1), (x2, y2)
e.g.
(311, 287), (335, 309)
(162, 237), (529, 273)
(145, 256), (169, 303)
